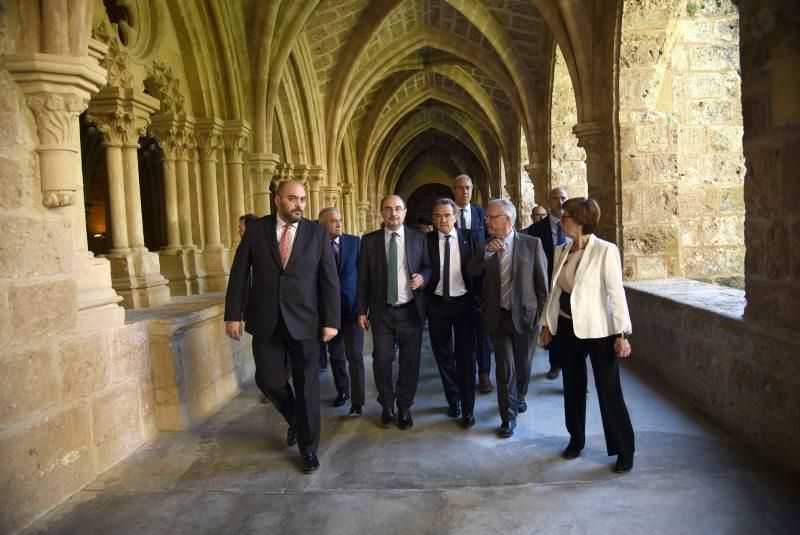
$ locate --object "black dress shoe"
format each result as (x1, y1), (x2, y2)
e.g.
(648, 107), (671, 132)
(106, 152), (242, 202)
(562, 445), (582, 459)
(380, 406), (395, 426)
(333, 391), (350, 407)
(518, 399), (528, 413)
(546, 366), (561, 380)
(287, 426), (297, 447)
(458, 414), (475, 428)
(447, 401), (462, 418)
(613, 455), (633, 473)
(497, 421), (516, 438)
(397, 409), (414, 430)
(349, 404), (362, 416)
(303, 452), (320, 473)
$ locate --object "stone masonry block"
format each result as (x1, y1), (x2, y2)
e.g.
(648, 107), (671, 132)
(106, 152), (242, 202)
(0, 72), (27, 148)
(9, 280), (77, 346)
(714, 18), (739, 43)
(684, 73), (725, 99)
(0, 403), (95, 532)
(677, 18), (712, 42)
(108, 323), (150, 383)
(0, 347), (58, 429)
(621, 0), (674, 31)
(635, 256), (670, 279)
(687, 100), (733, 124)
(705, 155), (745, 184)
(689, 44), (739, 71)
(620, 32), (668, 69)
(623, 224), (679, 256)
(0, 214), (74, 278)
(678, 125), (708, 155)
(635, 123), (670, 152)
(58, 332), (110, 403)
(708, 125), (744, 153)
(0, 156), (27, 210)
(91, 381), (144, 472)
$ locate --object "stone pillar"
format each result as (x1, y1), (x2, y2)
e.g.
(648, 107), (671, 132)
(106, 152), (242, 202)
(195, 118), (230, 291)
(321, 185), (342, 209)
(223, 120), (251, 249)
(4, 42), (126, 329)
(249, 153), (280, 216)
(151, 115), (200, 296)
(341, 184), (356, 234)
(308, 165), (326, 220)
(357, 200), (370, 234)
(573, 121), (619, 244)
(86, 86), (170, 309)
(524, 162), (549, 206)
(293, 164), (311, 215)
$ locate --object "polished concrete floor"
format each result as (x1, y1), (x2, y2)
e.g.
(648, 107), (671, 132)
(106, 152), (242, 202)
(28, 333), (800, 534)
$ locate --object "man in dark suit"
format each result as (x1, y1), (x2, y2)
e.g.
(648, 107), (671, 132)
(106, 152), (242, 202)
(426, 198), (482, 428)
(523, 186), (569, 380)
(318, 207), (365, 416)
(468, 199), (548, 438)
(452, 174), (493, 395)
(225, 180), (340, 473)
(356, 195), (431, 430)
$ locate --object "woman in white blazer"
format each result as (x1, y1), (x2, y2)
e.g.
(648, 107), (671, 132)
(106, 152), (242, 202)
(539, 198), (635, 473)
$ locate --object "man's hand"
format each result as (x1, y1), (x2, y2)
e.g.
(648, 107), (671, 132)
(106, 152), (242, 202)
(321, 327), (338, 342)
(539, 325), (551, 346)
(485, 238), (505, 253)
(409, 273), (424, 290)
(358, 314), (370, 331)
(225, 321), (243, 341)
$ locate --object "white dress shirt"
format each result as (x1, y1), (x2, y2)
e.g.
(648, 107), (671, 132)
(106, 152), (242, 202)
(435, 228), (467, 297)
(384, 226), (413, 305)
(456, 204), (472, 230)
(276, 214), (297, 261)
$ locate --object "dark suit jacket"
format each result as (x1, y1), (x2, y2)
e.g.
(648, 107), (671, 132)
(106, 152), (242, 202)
(355, 225), (431, 326)
(462, 203), (488, 241)
(336, 233), (360, 319)
(224, 215), (341, 340)
(467, 232), (548, 334)
(425, 227), (482, 303)
(523, 217), (557, 283)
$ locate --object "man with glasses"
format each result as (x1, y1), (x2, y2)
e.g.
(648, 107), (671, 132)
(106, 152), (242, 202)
(468, 199), (548, 438)
(529, 205), (548, 225)
(425, 198), (483, 428)
(356, 195), (431, 430)
(452, 174), (493, 395)
(524, 187), (569, 380)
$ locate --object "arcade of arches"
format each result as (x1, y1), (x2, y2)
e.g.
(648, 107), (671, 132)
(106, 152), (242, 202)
(1, 0), (799, 530)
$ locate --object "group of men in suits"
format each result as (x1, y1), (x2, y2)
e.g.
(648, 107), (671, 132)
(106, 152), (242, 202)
(223, 177), (566, 473)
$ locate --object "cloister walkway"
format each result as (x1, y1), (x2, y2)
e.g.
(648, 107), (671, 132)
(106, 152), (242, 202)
(27, 335), (800, 534)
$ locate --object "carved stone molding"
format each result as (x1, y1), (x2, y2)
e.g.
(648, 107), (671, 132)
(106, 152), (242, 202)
(194, 118), (225, 162)
(146, 59), (187, 117)
(4, 52), (107, 207)
(249, 153), (281, 194)
(504, 183), (520, 202)
(307, 165), (326, 184)
(86, 86), (159, 147)
(293, 164), (310, 186)
(572, 121), (608, 162)
(321, 185), (342, 207)
(223, 120), (251, 163)
(150, 114), (196, 160)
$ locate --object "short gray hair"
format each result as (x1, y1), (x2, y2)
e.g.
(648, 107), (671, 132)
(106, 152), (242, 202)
(318, 206), (340, 220)
(453, 174), (473, 186)
(489, 198), (516, 225)
(432, 198), (457, 213)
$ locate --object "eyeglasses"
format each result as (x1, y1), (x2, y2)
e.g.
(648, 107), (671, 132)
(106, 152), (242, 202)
(432, 213), (453, 220)
(381, 207), (406, 213)
(484, 214), (507, 222)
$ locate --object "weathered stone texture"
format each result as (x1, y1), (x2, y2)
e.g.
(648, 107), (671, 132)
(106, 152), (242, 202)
(550, 46), (586, 198)
(57, 332), (110, 402)
(8, 280), (78, 345)
(0, 215), (75, 278)
(91, 381), (145, 472)
(0, 347), (58, 429)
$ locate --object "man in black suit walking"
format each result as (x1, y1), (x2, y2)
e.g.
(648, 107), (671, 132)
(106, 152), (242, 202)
(356, 195), (431, 430)
(426, 198), (482, 428)
(225, 180), (340, 473)
(523, 186), (569, 380)
(452, 174), (493, 395)
(318, 207), (365, 416)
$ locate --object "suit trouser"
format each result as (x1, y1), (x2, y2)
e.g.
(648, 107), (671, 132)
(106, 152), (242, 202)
(372, 303), (423, 411)
(490, 309), (534, 423)
(476, 317), (492, 376)
(427, 294), (477, 415)
(553, 315), (635, 458)
(325, 315), (366, 405)
(253, 316), (320, 455)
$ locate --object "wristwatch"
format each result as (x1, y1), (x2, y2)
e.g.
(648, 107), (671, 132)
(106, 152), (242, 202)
(616, 331), (630, 340)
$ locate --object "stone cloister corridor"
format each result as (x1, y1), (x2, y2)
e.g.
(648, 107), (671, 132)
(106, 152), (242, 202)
(1, 0), (799, 532)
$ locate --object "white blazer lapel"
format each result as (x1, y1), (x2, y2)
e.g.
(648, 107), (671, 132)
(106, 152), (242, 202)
(550, 243), (570, 285)
(572, 233), (598, 286)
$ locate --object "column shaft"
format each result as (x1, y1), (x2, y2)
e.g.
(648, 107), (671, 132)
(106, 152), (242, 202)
(162, 157), (181, 249)
(122, 144), (146, 249)
(201, 158), (223, 249)
(105, 144), (129, 251)
(176, 157), (194, 248)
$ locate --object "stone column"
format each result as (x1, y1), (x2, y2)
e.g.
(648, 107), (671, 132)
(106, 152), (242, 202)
(503, 183), (520, 228)
(249, 153), (280, 216)
(341, 184), (356, 234)
(573, 121), (620, 244)
(307, 165), (325, 220)
(357, 200), (370, 234)
(86, 86), (170, 309)
(4, 41), (126, 329)
(293, 164), (311, 215)
(524, 162), (549, 206)
(321, 185), (342, 209)
(223, 120), (251, 249)
(195, 118), (230, 291)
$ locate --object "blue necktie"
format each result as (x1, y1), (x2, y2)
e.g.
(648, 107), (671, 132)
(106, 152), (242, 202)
(557, 223), (566, 246)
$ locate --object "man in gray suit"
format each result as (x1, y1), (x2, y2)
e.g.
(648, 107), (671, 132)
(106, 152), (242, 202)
(468, 199), (548, 438)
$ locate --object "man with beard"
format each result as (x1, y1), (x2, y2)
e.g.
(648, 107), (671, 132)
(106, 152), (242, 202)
(225, 180), (340, 473)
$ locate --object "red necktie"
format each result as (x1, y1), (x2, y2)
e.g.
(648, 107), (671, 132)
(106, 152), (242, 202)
(279, 223), (293, 267)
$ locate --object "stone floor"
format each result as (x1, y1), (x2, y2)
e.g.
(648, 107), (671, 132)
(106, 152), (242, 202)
(27, 333), (800, 534)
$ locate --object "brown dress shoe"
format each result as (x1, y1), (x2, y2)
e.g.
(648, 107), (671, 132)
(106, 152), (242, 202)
(478, 373), (493, 393)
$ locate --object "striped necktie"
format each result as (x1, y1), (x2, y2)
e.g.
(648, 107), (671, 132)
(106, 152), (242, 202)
(279, 223), (293, 267)
(500, 246), (511, 310)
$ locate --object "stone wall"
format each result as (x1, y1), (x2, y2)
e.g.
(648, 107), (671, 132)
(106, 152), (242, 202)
(619, 0), (745, 285)
(550, 46), (587, 199)
(626, 279), (800, 473)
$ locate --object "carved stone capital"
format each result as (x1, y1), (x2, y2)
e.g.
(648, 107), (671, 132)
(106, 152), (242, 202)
(194, 118), (225, 162)
(572, 122), (608, 161)
(274, 163), (295, 181)
(4, 53), (107, 207)
(150, 114), (196, 161)
(341, 183), (354, 199)
(321, 186), (342, 208)
(293, 164), (310, 186)
(86, 86), (159, 147)
(356, 200), (371, 216)
(223, 120), (251, 164)
(504, 183), (520, 202)
(307, 165), (326, 186)
(249, 153), (281, 194)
